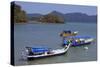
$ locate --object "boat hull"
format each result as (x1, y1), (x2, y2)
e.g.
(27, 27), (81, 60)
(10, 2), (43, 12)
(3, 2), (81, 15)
(25, 44), (71, 60)
(62, 38), (94, 47)
(62, 41), (92, 47)
(71, 42), (91, 46)
(27, 51), (67, 60)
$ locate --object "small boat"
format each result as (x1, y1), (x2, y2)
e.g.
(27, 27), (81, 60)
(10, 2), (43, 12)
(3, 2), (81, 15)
(71, 38), (94, 46)
(62, 36), (94, 46)
(60, 30), (78, 37)
(23, 44), (71, 60)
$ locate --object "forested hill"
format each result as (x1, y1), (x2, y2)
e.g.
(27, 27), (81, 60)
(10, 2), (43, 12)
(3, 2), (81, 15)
(27, 11), (97, 23)
(11, 2), (27, 23)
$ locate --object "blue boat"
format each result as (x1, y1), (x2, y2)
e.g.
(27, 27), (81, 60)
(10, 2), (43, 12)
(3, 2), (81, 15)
(62, 36), (94, 46)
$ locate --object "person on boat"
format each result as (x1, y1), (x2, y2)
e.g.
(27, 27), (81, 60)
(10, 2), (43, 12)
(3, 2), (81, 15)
(63, 39), (68, 46)
(71, 38), (78, 46)
(64, 39), (72, 49)
(67, 39), (72, 45)
(77, 39), (81, 43)
(63, 39), (72, 46)
(47, 48), (52, 54)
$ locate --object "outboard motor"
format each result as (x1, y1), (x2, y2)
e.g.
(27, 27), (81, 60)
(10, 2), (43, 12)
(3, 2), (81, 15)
(25, 47), (34, 55)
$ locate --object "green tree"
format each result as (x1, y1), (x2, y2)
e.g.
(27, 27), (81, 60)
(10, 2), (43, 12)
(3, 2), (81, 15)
(11, 3), (27, 23)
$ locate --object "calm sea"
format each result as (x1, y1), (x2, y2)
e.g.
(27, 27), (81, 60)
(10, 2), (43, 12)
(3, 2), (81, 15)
(14, 22), (97, 65)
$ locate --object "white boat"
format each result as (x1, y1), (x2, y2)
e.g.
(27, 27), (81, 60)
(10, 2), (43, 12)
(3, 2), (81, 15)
(23, 44), (71, 60)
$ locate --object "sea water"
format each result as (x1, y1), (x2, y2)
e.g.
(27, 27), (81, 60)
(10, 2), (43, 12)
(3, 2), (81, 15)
(14, 22), (97, 65)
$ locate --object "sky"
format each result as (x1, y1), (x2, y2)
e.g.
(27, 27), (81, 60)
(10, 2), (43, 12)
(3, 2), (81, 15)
(15, 1), (97, 15)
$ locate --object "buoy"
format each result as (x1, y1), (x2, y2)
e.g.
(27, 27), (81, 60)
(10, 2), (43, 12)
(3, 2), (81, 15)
(84, 46), (88, 50)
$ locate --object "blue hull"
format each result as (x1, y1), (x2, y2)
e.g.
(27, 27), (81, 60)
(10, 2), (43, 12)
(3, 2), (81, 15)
(71, 42), (91, 46)
(62, 42), (91, 47)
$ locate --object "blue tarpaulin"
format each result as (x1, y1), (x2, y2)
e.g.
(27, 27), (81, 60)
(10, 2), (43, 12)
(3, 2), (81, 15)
(32, 48), (49, 53)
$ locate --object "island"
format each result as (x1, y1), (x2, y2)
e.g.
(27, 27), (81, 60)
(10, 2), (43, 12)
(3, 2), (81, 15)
(27, 11), (97, 23)
(11, 3), (97, 23)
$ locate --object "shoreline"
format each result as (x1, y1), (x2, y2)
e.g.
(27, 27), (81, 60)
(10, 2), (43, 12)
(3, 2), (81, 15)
(14, 21), (97, 25)
(14, 20), (65, 24)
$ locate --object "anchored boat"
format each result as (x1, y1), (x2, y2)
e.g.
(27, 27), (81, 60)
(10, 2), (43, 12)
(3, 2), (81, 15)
(21, 31), (94, 60)
(23, 44), (71, 60)
(62, 36), (94, 46)
(60, 30), (78, 37)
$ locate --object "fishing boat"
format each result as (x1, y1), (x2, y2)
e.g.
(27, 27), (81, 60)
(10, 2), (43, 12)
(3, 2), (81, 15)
(62, 36), (94, 46)
(23, 44), (71, 60)
(60, 30), (78, 37)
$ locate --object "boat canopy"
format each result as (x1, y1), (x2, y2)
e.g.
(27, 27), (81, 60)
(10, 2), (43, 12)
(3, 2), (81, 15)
(65, 36), (92, 39)
(32, 48), (49, 53)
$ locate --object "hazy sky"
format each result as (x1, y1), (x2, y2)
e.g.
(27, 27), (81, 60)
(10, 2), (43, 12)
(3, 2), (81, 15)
(15, 1), (97, 15)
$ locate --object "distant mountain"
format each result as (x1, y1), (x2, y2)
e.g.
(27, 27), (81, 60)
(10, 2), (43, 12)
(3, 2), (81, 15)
(27, 11), (64, 23)
(27, 11), (97, 23)
(27, 13), (42, 20)
(64, 13), (97, 22)
(49, 11), (65, 18)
